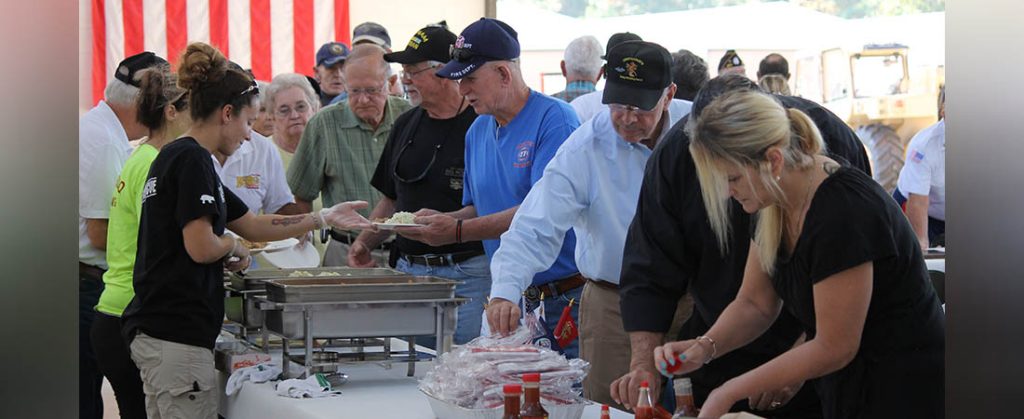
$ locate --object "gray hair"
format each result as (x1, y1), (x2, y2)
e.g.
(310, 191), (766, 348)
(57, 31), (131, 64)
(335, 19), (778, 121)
(563, 35), (603, 80)
(264, 73), (320, 114)
(104, 77), (141, 107)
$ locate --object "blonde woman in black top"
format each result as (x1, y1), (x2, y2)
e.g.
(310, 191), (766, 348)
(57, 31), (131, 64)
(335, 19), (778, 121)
(654, 90), (943, 418)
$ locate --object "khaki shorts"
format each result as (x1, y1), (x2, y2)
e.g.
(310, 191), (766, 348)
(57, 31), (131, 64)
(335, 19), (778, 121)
(129, 333), (217, 419)
(579, 281), (693, 409)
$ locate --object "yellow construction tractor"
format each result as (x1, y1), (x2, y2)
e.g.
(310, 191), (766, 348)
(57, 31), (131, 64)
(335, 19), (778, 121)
(793, 44), (944, 192)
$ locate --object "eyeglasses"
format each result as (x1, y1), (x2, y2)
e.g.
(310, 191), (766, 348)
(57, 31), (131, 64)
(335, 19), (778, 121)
(394, 139), (441, 183)
(346, 84), (387, 97)
(448, 45), (501, 63)
(274, 102), (310, 118)
(400, 64), (441, 81)
(608, 103), (658, 116)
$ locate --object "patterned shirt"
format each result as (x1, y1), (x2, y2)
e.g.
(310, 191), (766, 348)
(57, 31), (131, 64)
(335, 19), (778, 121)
(551, 80), (596, 103)
(287, 96), (412, 232)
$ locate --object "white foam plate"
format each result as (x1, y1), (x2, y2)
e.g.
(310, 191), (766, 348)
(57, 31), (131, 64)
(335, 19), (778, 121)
(247, 237), (299, 254)
(260, 241), (321, 268)
(373, 223), (423, 230)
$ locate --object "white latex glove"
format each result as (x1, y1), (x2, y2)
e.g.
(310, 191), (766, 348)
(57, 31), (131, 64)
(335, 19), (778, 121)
(317, 201), (372, 230)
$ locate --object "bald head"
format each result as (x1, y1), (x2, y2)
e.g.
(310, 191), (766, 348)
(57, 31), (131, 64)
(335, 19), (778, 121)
(343, 44), (389, 80)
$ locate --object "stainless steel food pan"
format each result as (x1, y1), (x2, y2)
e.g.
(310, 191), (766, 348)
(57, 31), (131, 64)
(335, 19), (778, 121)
(262, 299), (462, 339)
(264, 276), (459, 303)
(230, 267), (407, 291)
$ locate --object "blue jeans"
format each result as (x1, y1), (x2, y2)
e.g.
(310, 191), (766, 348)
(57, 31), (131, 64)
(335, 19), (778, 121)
(396, 254), (492, 349)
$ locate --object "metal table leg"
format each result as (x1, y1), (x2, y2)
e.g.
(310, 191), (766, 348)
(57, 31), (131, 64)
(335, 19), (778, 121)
(303, 308), (313, 378)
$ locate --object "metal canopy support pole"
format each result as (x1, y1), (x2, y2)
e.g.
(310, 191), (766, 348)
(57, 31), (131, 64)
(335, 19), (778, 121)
(304, 308), (313, 378)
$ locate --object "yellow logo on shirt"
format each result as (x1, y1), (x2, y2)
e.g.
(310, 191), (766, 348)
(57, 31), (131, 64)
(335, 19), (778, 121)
(237, 174), (261, 190)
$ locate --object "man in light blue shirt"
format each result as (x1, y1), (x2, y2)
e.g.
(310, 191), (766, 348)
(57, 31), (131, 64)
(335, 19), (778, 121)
(490, 41), (692, 408)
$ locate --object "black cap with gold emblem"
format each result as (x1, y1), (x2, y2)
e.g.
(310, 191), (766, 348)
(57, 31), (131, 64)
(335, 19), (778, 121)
(383, 21), (457, 64)
(601, 41), (672, 111)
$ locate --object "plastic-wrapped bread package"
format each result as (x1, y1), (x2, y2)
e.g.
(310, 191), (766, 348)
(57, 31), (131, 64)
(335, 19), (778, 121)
(419, 312), (590, 410)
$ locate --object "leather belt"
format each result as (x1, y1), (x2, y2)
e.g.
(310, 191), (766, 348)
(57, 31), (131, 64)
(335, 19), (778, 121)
(524, 273), (586, 304)
(329, 229), (392, 250)
(401, 250), (485, 267)
(79, 262), (106, 281)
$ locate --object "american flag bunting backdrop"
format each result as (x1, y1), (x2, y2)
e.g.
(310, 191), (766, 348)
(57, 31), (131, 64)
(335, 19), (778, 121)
(91, 0), (350, 105)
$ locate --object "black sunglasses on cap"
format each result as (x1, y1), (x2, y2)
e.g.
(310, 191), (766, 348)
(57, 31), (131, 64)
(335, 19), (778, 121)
(448, 45), (501, 63)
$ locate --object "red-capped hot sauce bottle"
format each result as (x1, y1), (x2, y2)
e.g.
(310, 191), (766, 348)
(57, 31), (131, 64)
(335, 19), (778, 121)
(520, 373), (548, 419)
(503, 383), (522, 419)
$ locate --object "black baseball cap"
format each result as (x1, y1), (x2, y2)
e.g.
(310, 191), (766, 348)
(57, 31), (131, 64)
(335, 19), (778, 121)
(718, 49), (744, 71)
(601, 32), (642, 59)
(436, 18), (520, 80)
(114, 51), (168, 87)
(602, 41), (673, 111)
(384, 21), (457, 64)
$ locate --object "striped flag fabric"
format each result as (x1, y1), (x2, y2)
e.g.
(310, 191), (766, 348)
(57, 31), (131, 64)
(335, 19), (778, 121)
(90, 0), (350, 105)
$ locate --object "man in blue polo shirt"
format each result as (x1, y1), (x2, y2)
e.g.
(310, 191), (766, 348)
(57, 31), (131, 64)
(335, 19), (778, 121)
(396, 17), (583, 358)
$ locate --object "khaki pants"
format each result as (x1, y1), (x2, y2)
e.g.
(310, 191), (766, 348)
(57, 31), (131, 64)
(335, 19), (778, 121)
(129, 333), (217, 419)
(579, 281), (693, 409)
(322, 238), (390, 267)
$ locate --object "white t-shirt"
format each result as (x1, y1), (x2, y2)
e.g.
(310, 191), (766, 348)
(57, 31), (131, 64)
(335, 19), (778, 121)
(896, 119), (945, 220)
(570, 90), (605, 123)
(79, 101), (133, 268)
(213, 132), (294, 215)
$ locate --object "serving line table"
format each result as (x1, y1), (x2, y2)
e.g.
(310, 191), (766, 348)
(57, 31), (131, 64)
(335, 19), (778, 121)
(218, 338), (632, 419)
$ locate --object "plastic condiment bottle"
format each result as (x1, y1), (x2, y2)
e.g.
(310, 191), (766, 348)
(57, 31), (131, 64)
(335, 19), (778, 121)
(673, 378), (698, 417)
(601, 404), (611, 419)
(635, 380), (655, 419)
(503, 383), (523, 419)
(520, 373), (548, 419)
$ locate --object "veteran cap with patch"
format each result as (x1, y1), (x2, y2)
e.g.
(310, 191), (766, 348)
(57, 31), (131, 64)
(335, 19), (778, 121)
(602, 41), (672, 111)
(316, 42), (351, 67)
(384, 21), (457, 64)
(718, 49), (744, 71)
(114, 51), (168, 87)
(435, 18), (520, 80)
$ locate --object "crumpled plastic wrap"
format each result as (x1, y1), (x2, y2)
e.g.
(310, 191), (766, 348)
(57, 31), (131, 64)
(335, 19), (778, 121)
(419, 313), (590, 409)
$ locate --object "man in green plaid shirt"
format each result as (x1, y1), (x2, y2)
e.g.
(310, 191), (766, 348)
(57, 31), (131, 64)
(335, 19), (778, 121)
(287, 44), (412, 266)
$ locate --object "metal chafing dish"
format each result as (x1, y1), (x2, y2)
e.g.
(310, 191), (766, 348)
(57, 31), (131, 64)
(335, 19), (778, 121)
(255, 275), (465, 378)
(224, 268), (409, 333)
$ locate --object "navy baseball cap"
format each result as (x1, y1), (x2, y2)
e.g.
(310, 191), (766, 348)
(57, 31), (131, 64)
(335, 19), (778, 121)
(436, 18), (520, 80)
(114, 51), (168, 87)
(353, 22), (391, 49)
(602, 41), (673, 111)
(316, 42), (351, 67)
(384, 21), (457, 64)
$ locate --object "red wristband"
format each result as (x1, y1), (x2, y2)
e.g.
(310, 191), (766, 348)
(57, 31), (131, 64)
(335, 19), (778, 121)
(456, 219), (463, 243)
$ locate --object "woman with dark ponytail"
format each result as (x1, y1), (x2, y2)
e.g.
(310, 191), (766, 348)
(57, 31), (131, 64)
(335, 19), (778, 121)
(91, 64), (190, 419)
(652, 90), (944, 418)
(120, 42), (373, 418)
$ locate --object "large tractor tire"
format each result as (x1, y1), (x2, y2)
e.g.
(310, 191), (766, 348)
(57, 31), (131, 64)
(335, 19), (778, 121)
(855, 124), (904, 193)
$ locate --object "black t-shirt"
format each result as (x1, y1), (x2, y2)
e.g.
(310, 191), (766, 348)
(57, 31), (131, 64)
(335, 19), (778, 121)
(771, 166), (944, 418)
(371, 106), (484, 257)
(619, 100), (871, 410)
(121, 138), (249, 350)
